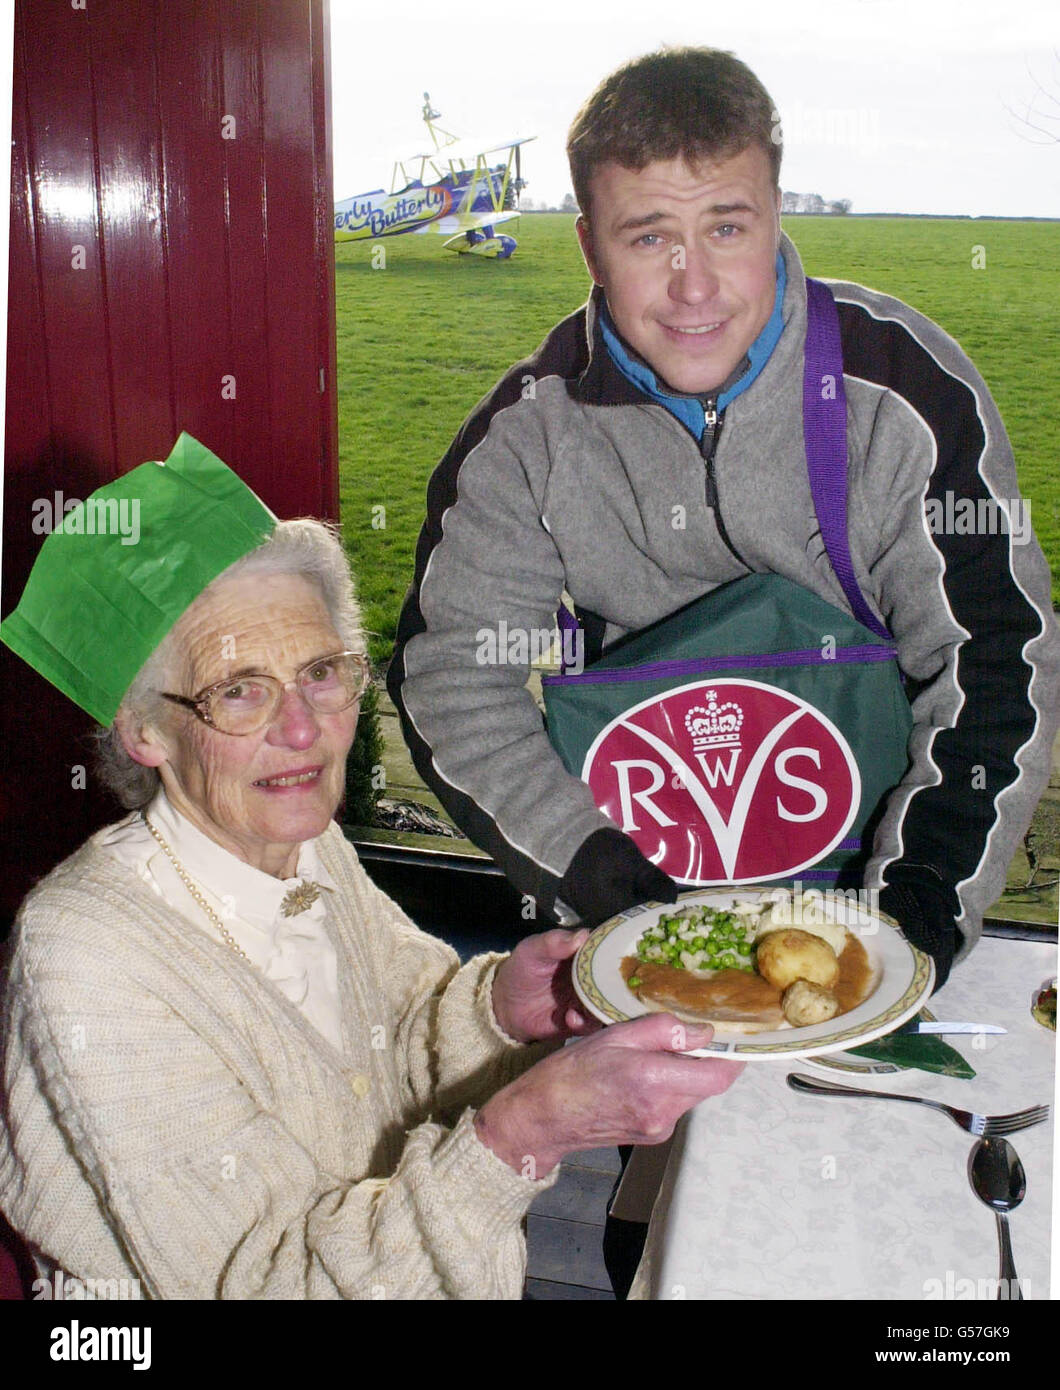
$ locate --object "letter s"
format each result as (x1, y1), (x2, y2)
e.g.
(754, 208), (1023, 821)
(774, 747), (828, 822)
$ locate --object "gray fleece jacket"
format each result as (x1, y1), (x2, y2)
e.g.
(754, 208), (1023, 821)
(389, 232), (1059, 974)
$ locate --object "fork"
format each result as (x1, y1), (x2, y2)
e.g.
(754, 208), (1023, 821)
(787, 1073), (1051, 1137)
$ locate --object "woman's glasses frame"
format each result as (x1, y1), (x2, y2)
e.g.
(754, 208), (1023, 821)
(159, 650), (371, 735)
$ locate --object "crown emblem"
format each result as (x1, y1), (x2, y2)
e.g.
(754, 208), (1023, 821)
(684, 690), (744, 749)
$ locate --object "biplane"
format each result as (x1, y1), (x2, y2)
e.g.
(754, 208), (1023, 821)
(334, 95), (535, 259)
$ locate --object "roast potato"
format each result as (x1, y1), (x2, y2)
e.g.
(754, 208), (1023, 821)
(755, 893), (847, 956)
(756, 928), (839, 991)
(782, 978), (840, 1026)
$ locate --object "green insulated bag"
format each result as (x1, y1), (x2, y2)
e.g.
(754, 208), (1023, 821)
(542, 279), (912, 888)
(542, 574), (910, 886)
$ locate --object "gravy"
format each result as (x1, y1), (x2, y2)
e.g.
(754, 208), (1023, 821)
(622, 931), (875, 1027)
(833, 931), (872, 1014)
(619, 958), (783, 1023)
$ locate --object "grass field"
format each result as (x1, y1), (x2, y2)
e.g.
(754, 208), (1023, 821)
(335, 214), (1060, 665)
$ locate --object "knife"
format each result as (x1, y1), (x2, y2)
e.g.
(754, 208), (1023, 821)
(908, 1021), (1006, 1035)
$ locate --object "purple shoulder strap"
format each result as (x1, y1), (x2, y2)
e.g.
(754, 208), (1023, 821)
(556, 603), (579, 640)
(803, 278), (891, 639)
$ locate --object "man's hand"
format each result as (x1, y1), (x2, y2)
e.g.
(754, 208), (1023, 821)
(878, 879), (962, 991)
(474, 1013), (743, 1177)
(491, 928), (599, 1044)
(558, 826), (679, 927)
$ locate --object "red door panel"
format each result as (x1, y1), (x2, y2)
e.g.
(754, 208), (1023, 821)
(2, 0), (337, 923)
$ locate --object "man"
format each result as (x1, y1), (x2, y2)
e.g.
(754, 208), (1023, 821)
(388, 47), (1059, 989)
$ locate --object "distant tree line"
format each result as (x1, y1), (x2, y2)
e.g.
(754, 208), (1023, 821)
(520, 191), (854, 215)
(519, 194), (580, 212)
(781, 191), (852, 215)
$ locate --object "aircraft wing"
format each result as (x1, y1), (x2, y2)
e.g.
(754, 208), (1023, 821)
(409, 209), (521, 236)
(405, 135), (536, 169)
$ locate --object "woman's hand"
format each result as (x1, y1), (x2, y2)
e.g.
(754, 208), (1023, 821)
(491, 928), (599, 1043)
(474, 1013), (743, 1178)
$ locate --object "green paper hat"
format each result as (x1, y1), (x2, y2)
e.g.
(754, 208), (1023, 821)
(0, 432), (277, 725)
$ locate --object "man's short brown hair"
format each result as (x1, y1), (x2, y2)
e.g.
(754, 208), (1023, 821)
(567, 48), (781, 218)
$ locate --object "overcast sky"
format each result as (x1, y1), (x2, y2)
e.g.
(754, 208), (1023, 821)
(331, 0), (1060, 217)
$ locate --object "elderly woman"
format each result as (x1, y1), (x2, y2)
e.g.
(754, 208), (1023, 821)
(0, 435), (738, 1300)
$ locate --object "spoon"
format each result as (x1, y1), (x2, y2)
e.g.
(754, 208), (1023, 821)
(968, 1137), (1026, 1299)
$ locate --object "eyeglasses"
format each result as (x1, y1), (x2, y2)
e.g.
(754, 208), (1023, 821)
(160, 651), (371, 736)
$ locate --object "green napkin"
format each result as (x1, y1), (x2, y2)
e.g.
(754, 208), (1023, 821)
(846, 1016), (976, 1078)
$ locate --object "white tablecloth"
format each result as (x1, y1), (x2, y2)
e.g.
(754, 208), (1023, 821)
(629, 935), (1057, 1300)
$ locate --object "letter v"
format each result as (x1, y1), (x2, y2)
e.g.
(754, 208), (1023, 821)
(617, 708), (806, 878)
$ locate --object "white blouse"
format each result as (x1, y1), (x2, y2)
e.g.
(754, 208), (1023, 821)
(100, 789), (344, 1052)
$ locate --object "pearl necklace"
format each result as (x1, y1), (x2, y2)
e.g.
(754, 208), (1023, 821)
(142, 815), (252, 963)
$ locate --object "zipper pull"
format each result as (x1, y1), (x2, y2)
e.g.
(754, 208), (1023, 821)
(700, 400), (718, 460)
(701, 397), (720, 505)
(697, 402), (746, 568)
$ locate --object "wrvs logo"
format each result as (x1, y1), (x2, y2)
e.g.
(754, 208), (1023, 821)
(583, 679), (860, 885)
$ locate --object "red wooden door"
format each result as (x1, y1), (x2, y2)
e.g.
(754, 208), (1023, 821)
(1, 0), (338, 924)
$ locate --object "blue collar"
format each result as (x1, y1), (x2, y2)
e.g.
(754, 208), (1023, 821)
(600, 251), (787, 440)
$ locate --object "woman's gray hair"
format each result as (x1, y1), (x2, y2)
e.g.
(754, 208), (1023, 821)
(95, 519), (364, 810)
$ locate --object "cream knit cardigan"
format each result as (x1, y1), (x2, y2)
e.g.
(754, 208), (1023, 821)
(0, 820), (558, 1299)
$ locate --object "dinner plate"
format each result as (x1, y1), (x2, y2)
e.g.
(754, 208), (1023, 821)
(572, 886), (935, 1061)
